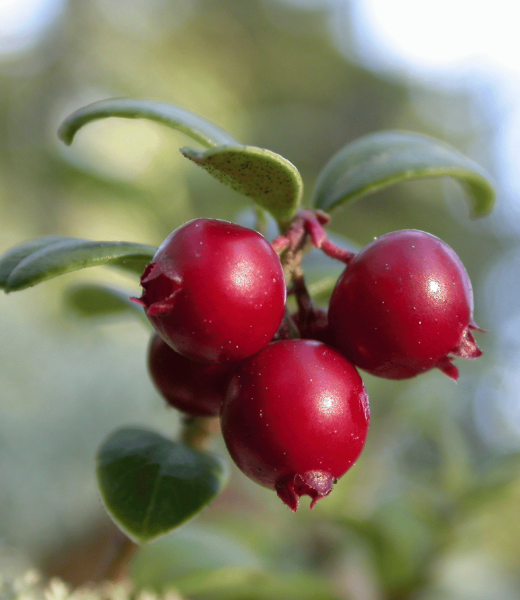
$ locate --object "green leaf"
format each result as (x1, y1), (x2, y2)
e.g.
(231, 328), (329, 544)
(58, 98), (239, 149)
(312, 131), (495, 218)
(65, 283), (149, 326)
(181, 145), (302, 229)
(0, 236), (77, 289)
(2, 238), (156, 292)
(97, 428), (228, 544)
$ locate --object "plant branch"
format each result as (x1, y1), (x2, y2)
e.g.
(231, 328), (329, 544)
(181, 416), (220, 452)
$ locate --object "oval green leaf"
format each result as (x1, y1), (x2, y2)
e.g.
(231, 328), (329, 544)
(0, 236), (79, 289)
(312, 131), (495, 218)
(58, 98), (239, 149)
(3, 238), (156, 292)
(181, 145), (302, 229)
(97, 428), (228, 543)
(65, 283), (149, 326)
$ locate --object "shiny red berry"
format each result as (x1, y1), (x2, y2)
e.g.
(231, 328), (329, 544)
(135, 219), (286, 364)
(328, 229), (482, 380)
(147, 333), (233, 417)
(220, 339), (370, 511)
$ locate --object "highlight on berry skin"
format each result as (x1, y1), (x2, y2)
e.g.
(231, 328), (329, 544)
(220, 339), (370, 511)
(327, 229), (483, 381)
(133, 218), (287, 365)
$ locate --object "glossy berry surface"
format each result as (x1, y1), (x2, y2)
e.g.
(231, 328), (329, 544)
(147, 333), (233, 417)
(135, 218), (286, 364)
(220, 339), (370, 511)
(328, 229), (482, 380)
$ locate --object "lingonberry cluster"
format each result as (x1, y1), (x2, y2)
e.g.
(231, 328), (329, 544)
(139, 213), (481, 511)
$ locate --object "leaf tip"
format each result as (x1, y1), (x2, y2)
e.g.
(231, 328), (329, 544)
(180, 146), (202, 162)
(3, 278), (25, 293)
(57, 120), (75, 146)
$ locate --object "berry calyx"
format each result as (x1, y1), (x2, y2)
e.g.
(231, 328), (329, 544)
(220, 339), (370, 511)
(147, 333), (233, 417)
(135, 218), (286, 364)
(328, 229), (482, 380)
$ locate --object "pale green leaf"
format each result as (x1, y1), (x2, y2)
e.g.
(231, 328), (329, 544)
(58, 98), (239, 149)
(181, 145), (302, 229)
(3, 238), (156, 292)
(0, 236), (78, 289)
(312, 131), (495, 218)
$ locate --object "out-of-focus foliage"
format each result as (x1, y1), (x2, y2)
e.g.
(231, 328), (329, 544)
(0, 571), (185, 600)
(0, 1), (518, 599)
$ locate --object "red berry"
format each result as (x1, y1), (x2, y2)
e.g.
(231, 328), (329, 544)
(220, 339), (370, 511)
(147, 333), (233, 417)
(328, 229), (482, 380)
(135, 219), (286, 364)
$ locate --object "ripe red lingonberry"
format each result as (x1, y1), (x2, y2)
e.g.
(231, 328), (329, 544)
(134, 219), (286, 364)
(147, 333), (233, 417)
(220, 339), (370, 511)
(328, 229), (482, 380)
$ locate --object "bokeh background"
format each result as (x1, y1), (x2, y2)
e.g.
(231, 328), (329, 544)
(0, 1), (519, 599)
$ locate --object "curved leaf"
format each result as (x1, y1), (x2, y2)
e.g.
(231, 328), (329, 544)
(0, 236), (78, 289)
(65, 283), (149, 326)
(181, 145), (302, 229)
(3, 238), (156, 292)
(97, 428), (228, 543)
(58, 98), (239, 149)
(312, 131), (495, 218)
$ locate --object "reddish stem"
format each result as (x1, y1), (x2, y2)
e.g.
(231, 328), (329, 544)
(271, 209), (355, 341)
(95, 531), (138, 582)
(273, 209), (355, 265)
(182, 415), (220, 451)
(271, 235), (290, 255)
(292, 269), (315, 327)
(320, 238), (355, 264)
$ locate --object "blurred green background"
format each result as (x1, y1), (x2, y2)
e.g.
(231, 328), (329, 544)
(0, 1), (519, 599)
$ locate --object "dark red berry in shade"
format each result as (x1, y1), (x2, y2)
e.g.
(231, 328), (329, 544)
(134, 219), (286, 364)
(328, 229), (482, 380)
(220, 339), (370, 511)
(148, 333), (233, 417)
